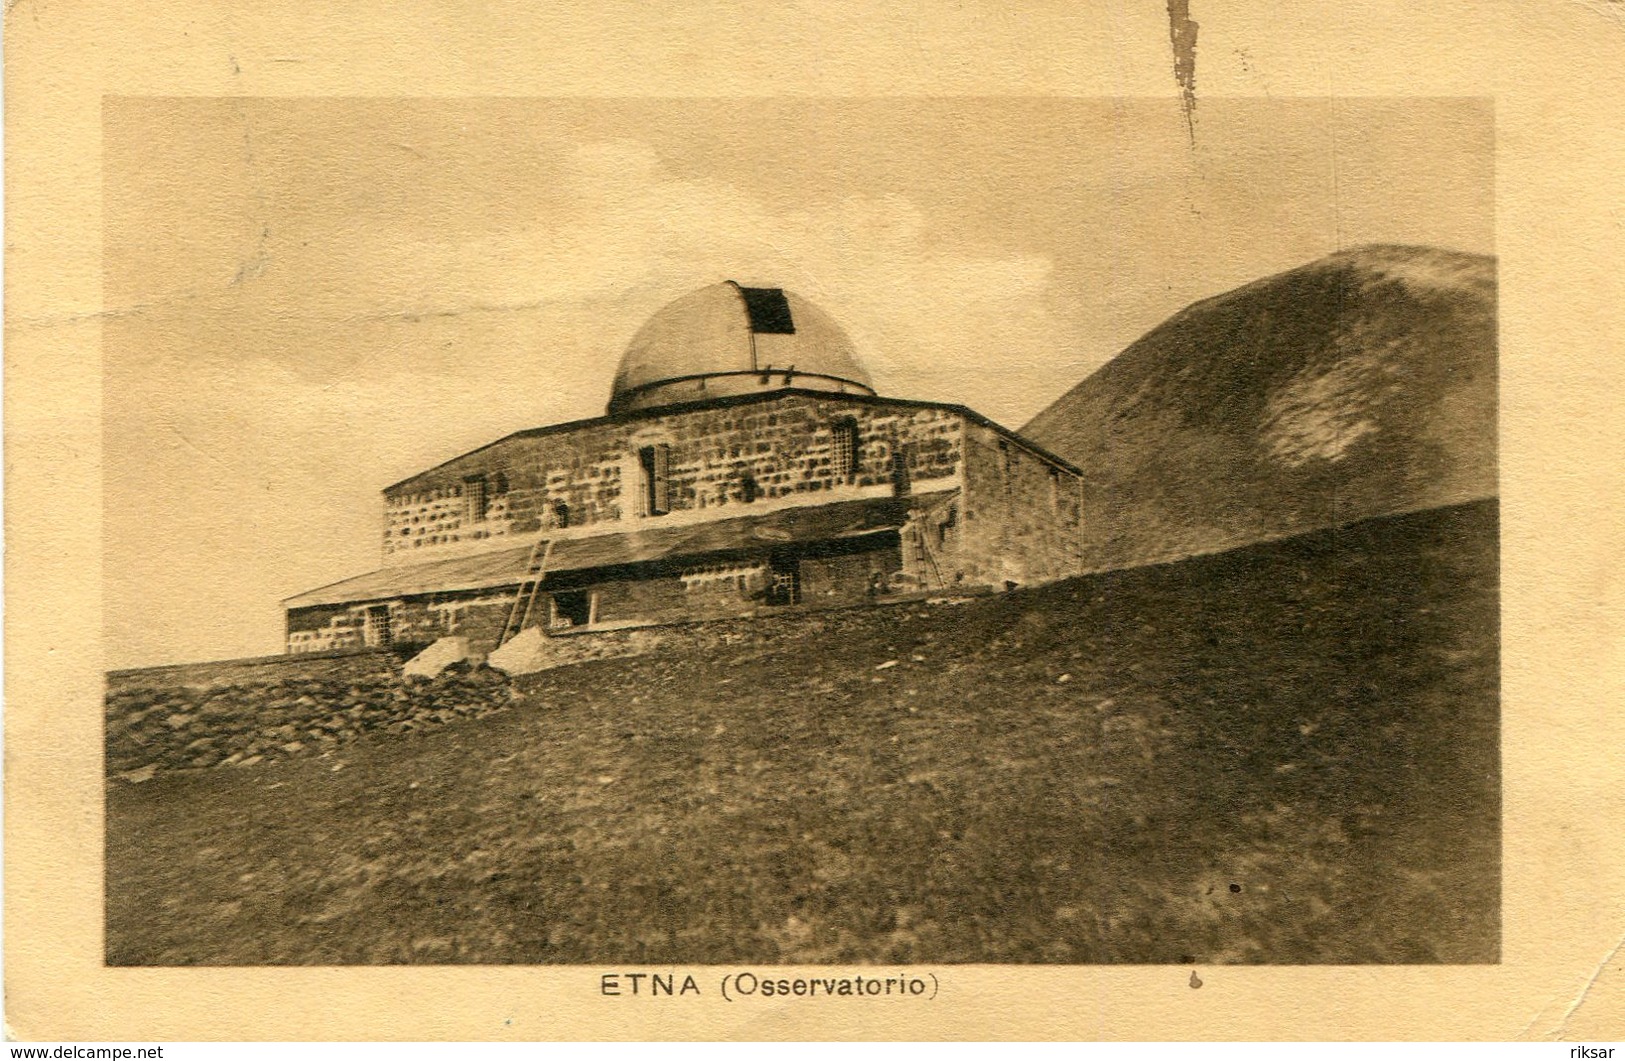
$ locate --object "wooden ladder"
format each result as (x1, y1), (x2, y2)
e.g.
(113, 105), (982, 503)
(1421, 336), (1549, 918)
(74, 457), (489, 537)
(910, 514), (945, 589)
(498, 537), (553, 647)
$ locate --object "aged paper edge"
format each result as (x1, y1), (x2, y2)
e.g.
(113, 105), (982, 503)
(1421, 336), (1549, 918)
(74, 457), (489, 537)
(6, 0), (1624, 1042)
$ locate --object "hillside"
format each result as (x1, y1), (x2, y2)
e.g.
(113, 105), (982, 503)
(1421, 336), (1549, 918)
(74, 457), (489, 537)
(1022, 245), (1496, 571)
(107, 500), (1499, 966)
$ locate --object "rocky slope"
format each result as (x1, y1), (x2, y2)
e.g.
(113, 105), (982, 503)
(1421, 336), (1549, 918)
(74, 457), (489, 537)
(108, 501), (1498, 965)
(1023, 244), (1496, 570)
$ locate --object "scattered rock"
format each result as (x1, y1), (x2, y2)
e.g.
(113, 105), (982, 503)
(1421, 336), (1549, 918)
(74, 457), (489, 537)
(875, 660), (898, 670)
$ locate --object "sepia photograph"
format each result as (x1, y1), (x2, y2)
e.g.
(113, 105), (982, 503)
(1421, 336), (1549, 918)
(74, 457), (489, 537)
(99, 96), (1500, 968)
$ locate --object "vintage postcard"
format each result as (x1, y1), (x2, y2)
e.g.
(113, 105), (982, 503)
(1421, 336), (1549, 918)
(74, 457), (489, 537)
(6, 0), (1623, 1042)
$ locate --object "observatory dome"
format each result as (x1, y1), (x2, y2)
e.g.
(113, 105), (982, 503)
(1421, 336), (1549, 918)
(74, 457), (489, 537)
(607, 282), (876, 415)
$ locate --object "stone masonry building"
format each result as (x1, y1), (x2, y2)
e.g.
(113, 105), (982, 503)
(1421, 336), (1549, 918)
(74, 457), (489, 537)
(283, 283), (1084, 658)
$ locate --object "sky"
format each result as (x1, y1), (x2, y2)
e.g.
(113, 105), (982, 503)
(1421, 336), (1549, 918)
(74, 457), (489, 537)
(101, 96), (1493, 668)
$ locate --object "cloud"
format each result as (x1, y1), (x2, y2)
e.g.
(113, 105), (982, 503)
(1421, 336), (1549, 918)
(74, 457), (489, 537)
(289, 139), (1072, 426)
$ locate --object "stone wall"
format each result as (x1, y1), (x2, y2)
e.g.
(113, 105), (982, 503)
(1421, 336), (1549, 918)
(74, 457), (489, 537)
(799, 540), (905, 605)
(287, 391), (1087, 654)
(958, 422), (1084, 587)
(109, 648), (399, 693)
(106, 664), (515, 778)
(564, 536), (905, 627)
(380, 393), (963, 564)
(286, 603), (368, 653)
(288, 533), (909, 655)
(288, 588), (526, 655)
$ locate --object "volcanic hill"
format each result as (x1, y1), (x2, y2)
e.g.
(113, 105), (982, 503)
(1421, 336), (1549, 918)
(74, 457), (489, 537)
(1022, 244), (1496, 571)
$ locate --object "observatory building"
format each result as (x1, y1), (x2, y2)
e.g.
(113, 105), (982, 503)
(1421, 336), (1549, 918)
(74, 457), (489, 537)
(283, 283), (1084, 659)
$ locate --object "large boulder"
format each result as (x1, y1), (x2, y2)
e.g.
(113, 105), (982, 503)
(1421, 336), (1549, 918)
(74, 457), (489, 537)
(403, 636), (474, 679)
(485, 627), (545, 676)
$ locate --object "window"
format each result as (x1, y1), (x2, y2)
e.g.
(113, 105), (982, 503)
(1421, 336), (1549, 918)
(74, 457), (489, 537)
(464, 475), (489, 523)
(363, 605), (393, 647)
(890, 444), (912, 496)
(831, 418), (860, 480)
(552, 500), (570, 529)
(767, 555), (801, 606)
(738, 286), (797, 334)
(551, 591), (593, 628)
(1048, 467), (1062, 512)
(638, 444), (671, 516)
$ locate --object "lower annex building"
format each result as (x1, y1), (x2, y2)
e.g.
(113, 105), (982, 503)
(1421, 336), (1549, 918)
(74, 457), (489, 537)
(284, 282), (1085, 657)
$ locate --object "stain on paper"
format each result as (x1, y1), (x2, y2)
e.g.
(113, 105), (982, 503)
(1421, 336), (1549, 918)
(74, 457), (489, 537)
(1166, 0), (1199, 143)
